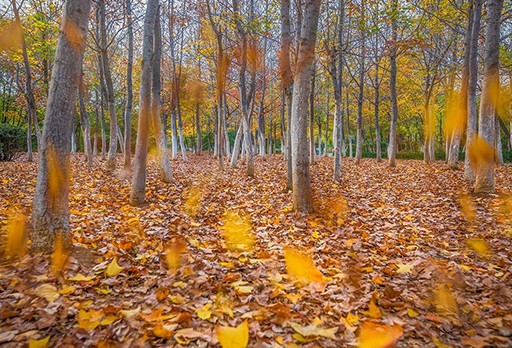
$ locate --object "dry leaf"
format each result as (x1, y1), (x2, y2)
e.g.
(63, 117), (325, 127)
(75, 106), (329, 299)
(216, 320), (249, 348)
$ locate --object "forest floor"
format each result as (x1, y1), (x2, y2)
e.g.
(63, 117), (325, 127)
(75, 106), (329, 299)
(0, 154), (512, 348)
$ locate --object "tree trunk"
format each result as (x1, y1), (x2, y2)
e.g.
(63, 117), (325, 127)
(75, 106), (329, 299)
(99, 0), (118, 171)
(474, 0), (503, 193)
(130, 0), (159, 205)
(195, 102), (202, 154)
(374, 63), (382, 162)
(309, 63), (316, 164)
(78, 89), (93, 167)
(388, 0), (398, 167)
(150, 10), (173, 183)
(31, 0), (91, 253)
(464, 0), (482, 181)
(124, 0), (134, 171)
(12, 0), (41, 160)
(291, 0), (320, 213)
(355, 8), (365, 164)
(448, 2), (473, 168)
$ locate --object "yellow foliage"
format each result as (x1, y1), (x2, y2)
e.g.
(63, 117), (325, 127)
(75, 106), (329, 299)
(4, 213), (26, 260)
(359, 322), (403, 348)
(222, 210), (254, 252)
(283, 247), (323, 284)
(29, 336), (50, 348)
(216, 320), (249, 348)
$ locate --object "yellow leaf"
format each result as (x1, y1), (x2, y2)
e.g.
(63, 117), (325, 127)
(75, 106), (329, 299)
(197, 303), (212, 320)
(4, 213), (26, 260)
(347, 312), (359, 324)
(433, 284), (458, 316)
(216, 320), (249, 348)
(105, 257), (124, 277)
(59, 285), (75, 295)
(432, 336), (453, 348)
(222, 210), (254, 252)
(283, 247), (323, 284)
(100, 315), (118, 326)
(29, 336), (50, 348)
(35, 284), (60, 302)
(0, 22), (22, 51)
(407, 308), (419, 318)
(165, 239), (187, 270)
(359, 322), (403, 348)
(467, 134), (493, 171)
(68, 273), (95, 282)
(153, 325), (174, 339)
(184, 186), (202, 217)
(119, 307), (141, 318)
(362, 299), (381, 319)
(458, 195), (477, 221)
(396, 264), (414, 274)
(78, 309), (104, 330)
(289, 322), (337, 339)
(467, 238), (490, 257)
(286, 293), (301, 304)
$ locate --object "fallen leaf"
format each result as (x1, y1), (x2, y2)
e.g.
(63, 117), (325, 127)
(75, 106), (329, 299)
(359, 322), (403, 348)
(105, 257), (124, 277)
(35, 284), (60, 302)
(283, 247), (323, 284)
(216, 320), (249, 348)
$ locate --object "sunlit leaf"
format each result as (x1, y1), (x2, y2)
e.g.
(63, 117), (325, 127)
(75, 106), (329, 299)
(4, 213), (26, 260)
(165, 239), (187, 270)
(29, 336), (50, 348)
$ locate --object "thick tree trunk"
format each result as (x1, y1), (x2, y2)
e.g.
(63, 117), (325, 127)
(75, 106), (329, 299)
(464, 0), (482, 181)
(130, 0), (159, 205)
(150, 11), (173, 183)
(31, 0), (91, 253)
(124, 0), (134, 171)
(475, 0), (503, 193)
(291, 0), (320, 213)
(388, 0), (398, 167)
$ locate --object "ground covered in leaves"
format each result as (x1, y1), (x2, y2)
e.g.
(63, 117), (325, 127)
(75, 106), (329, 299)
(1, 154), (512, 348)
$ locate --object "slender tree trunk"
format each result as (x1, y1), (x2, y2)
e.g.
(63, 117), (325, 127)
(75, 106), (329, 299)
(195, 102), (202, 154)
(355, 8), (365, 164)
(150, 11), (173, 183)
(93, 100), (98, 155)
(475, 0), (503, 193)
(124, 0), (134, 171)
(177, 95), (188, 161)
(130, 0), (159, 205)
(448, 2), (473, 168)
(78, 90), (93, 167)
(99, 0), (118, 171)
(331, 0), (344, 180)
(31, 0), (91, 253)
(374, 63), (382, 162)
(291, 0), (321, 213)
(12, 0), (41, 160)
(388, 0), (398, 167)
(465, 0), (482, 181)
(309, 63), (316, 164)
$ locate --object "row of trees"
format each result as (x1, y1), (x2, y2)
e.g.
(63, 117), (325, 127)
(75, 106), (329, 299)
(0, 0), (509, 251)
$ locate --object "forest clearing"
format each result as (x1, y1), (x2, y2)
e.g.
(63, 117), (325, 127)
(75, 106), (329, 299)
(1, 155), (512, 347)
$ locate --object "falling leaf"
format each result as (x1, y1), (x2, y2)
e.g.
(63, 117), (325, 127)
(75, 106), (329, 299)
(35, 284), (60, 302)
(184, 186), (202, 217)
(283, 247), (323, 284)
(29, 336), (50, 348)
(105, 257), (124, 277)
(467, 134), (493, 171)
(458, 195), (477, 222)
(165, 239), (187, 270)
(4, 213), (26, 260)
(290, 322), (338, 339)
(359, 322), (403, 348)
(153, 325), (174, 339)
(433, 284), (458, 316)
(467, 238), (490, 257)
(63, 19), (85, 52)
(51, 235), (69, 274)
(216, 320), (249, 348)
(222, 210), (254, 252)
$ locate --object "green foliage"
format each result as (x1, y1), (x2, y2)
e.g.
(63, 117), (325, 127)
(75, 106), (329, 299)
(0, 123), (25, 161)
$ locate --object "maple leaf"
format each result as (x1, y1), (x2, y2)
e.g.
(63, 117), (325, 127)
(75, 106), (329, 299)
(216, 320), (249, 348)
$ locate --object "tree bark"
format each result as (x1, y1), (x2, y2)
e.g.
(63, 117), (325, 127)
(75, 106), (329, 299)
(374, 63), (382, 162)
(464, 0), (482, 181)
(123, 0), (134, 171)
(474, 0), (503, 193)
(31, 0), (92, 253)
(130, 0), (159, 205)
(309, 63), (316, 164)
(291, 0), (321, 213)
(150, 10), (173, 183)
(388, 0), (399, 167)
(78, 89), (93, 167)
